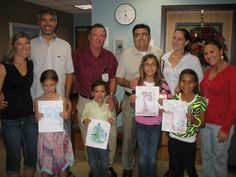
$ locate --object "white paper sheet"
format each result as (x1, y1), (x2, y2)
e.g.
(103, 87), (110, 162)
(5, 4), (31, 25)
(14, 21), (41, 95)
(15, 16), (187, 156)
(38, 100), (63, 133)
(85, 119), (111, 150)
(135, 86), (159, 116)
(161, 99), (188, 134)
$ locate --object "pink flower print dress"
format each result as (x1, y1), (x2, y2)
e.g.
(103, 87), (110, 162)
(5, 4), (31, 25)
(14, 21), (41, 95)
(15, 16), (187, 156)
(37, 125), (74, 175)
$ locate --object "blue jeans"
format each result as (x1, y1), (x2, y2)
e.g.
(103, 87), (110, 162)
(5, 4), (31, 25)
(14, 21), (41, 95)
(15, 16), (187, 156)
(1, 115), (38, 174)
(200, 123), (234, 177)
(136, 122), (161, 177)
(87, 146), (109, 177)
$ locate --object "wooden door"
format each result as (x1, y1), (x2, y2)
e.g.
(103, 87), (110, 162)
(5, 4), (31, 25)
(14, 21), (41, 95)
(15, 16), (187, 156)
(75, 26), (90, 50)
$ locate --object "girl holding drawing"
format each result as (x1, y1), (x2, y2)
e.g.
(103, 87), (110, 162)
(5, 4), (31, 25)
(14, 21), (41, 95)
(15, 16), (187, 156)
(129, 53), (171, 177)
(34, 69), (74, 177)
(169, 69), (206, 177)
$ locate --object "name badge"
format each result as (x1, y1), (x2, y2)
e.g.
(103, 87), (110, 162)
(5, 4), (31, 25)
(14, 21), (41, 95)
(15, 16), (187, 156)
(102, 73), (109, 82)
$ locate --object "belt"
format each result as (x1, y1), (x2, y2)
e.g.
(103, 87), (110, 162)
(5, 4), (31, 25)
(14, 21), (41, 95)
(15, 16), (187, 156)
(79, 93), (94, 100)
(125, 91), (131, 96)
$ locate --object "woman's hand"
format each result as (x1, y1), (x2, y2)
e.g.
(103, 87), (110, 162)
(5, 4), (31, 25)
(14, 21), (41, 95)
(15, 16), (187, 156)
(0, 92), (8, 110)
(217, 130), (229, 143)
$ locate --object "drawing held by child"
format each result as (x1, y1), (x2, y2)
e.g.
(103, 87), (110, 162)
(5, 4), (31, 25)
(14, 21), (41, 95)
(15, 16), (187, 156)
(34, 69), (74, 177)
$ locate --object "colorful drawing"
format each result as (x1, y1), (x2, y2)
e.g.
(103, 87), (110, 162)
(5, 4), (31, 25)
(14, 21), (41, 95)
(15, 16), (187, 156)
(161, 100), (188, 134)
(86, 119), (111, 150)
(38, 100), (63, 133)
(135, 86), (159, 116)
(89, 123), (108, 144)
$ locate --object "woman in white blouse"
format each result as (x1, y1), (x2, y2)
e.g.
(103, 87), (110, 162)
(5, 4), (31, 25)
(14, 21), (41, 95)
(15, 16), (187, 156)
(161, 28), (203, 177)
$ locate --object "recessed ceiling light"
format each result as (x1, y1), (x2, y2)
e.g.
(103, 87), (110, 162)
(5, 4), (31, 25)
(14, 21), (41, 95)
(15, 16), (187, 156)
(74, 5), (92, 10)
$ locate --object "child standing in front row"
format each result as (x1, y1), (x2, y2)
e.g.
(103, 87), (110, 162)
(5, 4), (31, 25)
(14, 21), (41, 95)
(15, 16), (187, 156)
(130, 53), (171, 177)
(169, 69), (207, 177)
(34, 69), (74, 177)
(81, 80), (115, 177)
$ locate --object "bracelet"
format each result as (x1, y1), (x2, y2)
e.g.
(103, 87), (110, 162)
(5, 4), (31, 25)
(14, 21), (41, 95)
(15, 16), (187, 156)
(193, 117), (201, 128)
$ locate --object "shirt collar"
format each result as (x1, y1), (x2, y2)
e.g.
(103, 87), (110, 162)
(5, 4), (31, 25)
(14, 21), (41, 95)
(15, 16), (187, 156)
(88, 46), (106, 58)
(39, 34), (57, 44)
(133, 45), (152, 55)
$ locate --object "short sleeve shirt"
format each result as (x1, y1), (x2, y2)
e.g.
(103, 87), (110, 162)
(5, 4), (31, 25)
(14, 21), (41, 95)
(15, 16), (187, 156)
(30, 35), (74, 100)
(116, 45), (163, 93)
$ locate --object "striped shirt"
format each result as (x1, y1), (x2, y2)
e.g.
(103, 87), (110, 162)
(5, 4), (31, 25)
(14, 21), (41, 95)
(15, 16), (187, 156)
(170, 93), (207, 143)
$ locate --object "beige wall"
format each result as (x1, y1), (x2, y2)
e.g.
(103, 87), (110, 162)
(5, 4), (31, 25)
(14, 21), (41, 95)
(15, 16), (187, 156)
(0, 0), (73, 59)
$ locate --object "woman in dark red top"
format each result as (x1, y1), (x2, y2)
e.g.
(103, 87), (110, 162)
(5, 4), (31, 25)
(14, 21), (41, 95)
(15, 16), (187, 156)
(200, 39), (236, 177)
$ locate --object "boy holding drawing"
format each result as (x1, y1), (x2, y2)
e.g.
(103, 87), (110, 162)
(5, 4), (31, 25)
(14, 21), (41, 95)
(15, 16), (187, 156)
(82, 80), (115, 177)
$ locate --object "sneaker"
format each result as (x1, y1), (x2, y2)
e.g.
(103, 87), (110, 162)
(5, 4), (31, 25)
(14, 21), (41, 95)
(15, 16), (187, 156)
(109, 167), (118, 177)
(122, 169), (132, 177)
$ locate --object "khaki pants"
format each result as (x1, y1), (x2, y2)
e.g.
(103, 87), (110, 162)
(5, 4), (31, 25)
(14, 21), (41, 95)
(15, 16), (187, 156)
(121, 94), (136, 170)
(77, 95), (117, 165)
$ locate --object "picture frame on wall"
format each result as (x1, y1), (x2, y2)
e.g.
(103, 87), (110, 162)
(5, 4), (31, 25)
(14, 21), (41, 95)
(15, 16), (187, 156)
(9, 22), (40, 39)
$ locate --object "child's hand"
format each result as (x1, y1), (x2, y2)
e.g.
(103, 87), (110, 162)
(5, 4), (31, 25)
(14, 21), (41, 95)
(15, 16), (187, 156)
(129, 94), (136, 108)
(108, 117), (114, 124)
(186, 112), (195, 123)
(158, 98), (164, 106)
(174, 85), (180, 94)
(35, 112), (43, 122)
(83, 118), (91, 125)
(60, 111), (69, 120)
(159, 108), (164, 115)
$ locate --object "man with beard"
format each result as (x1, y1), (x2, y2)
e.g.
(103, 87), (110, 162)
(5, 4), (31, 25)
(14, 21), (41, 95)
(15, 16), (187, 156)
(30, 7), (74, 176)
(116, 24), (163, 177)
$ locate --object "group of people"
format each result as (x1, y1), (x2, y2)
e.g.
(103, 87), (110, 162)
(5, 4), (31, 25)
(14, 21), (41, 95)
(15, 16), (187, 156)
(0, 7), (236, 177)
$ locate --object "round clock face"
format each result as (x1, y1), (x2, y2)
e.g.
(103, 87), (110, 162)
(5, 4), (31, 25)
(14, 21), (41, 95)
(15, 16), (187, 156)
(115, 3), (136, 25)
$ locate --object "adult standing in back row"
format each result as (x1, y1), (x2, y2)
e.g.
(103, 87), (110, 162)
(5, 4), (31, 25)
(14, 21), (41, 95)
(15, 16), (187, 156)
(161, 28), (203, 177)
(0, 32), (38, 177)
(30, 7), (74, 177)
(72, 23), (118, 177)
(116, 24), (163, 177)
(200, 39), (236, 177)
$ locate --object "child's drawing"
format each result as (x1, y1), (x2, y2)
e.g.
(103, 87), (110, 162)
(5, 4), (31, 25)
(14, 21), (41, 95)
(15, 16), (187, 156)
(86, 119), (111, 150)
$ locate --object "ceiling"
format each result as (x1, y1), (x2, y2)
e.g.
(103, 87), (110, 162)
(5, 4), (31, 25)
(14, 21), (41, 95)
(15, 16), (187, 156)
(24, 0), (92, 14)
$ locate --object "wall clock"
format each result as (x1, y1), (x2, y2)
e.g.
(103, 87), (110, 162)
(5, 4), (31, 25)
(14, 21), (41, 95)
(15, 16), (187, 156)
(115, 3), (136, 25)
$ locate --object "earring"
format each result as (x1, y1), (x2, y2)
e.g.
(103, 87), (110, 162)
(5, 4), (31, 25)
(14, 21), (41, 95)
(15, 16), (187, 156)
(221, 55), (224, 59)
